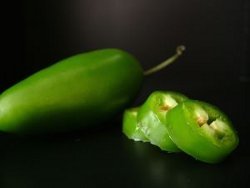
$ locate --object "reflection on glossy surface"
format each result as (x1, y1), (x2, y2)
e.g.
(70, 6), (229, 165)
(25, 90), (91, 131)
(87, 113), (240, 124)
(0, 127), (248, 188)
(122, 134), (245, 188)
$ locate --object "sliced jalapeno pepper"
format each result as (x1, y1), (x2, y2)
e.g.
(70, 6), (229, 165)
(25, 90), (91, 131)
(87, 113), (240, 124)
(138, 91), (188, 152)
(122, 107), (148, 142)
(165, 99), (239, 163)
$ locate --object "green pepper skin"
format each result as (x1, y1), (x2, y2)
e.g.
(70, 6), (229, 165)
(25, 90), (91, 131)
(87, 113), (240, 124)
(122, 107), (148, 142)
(0, 49), (143, 134)
(165, 99), (239, 163)
(138, 91), (188, 152)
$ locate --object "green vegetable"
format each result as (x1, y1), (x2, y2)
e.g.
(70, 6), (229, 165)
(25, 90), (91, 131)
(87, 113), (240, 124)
(138, 91), (188, 152)
(165, 99), (239, 163)
(122, 107), (148, 142)
(0, 46), (185, 135)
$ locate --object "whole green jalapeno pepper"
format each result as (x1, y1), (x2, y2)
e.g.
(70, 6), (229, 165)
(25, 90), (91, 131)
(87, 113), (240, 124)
(137, 91), (188, 152)
(165, 99), (239, 163)
(0, 46), (185, 135)
(122, 107), (148, 142)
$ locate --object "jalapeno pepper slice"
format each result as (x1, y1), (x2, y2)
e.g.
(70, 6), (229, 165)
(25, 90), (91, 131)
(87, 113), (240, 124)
(122, 107), (148, 142)
(165, 99), (239, 163)
(138, 91), (188, 152)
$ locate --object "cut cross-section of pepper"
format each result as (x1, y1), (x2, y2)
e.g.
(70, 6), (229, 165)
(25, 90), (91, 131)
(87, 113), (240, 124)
(138, 91), (188, 152)
(165, 99), (239, 163)
(122, 107), (148, 142)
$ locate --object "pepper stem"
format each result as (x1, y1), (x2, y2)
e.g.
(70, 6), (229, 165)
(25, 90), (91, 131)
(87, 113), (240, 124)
(143, 45), (186, 76)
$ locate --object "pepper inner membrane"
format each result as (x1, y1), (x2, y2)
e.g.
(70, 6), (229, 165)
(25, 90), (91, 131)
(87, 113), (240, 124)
(158, 95), (178, 113)
(194, 107), (227, 141)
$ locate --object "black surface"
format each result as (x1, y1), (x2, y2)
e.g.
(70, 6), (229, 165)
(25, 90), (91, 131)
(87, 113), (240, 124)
(1, 0), (249, 187)
(0, 126), (248, 188)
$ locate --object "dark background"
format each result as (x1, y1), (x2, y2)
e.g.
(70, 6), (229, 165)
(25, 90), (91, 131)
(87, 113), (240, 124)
(0, 0), (249, 187)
